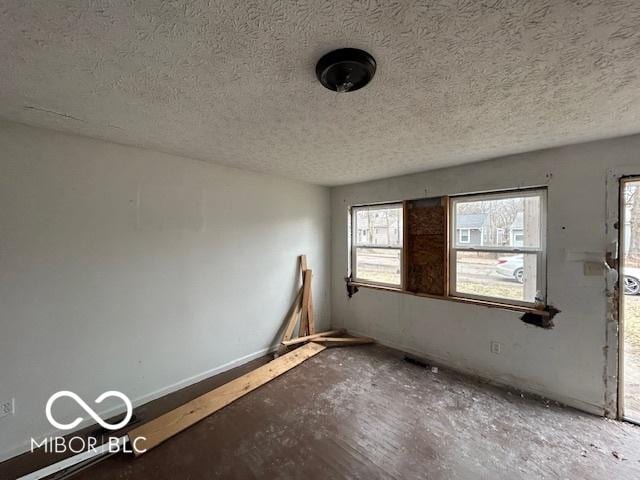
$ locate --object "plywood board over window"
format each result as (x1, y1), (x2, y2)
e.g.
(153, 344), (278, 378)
(404, 197), (449, 296)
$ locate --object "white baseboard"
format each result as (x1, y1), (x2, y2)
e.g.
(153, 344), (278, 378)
(347, 328), (605, 417)
(0, 344), (278, 463)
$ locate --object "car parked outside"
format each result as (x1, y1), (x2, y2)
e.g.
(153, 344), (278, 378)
(496, 254), (640, 295)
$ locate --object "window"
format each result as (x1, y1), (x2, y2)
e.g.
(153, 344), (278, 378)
(347, 188), (548, 313)
(351, 203), (403, 287)
(512, 231), (524, 246)
(450, 190), (546, 306)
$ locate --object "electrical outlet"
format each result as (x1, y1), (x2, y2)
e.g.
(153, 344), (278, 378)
(490, 341), (502, 355)
(0, 398), (15, 418)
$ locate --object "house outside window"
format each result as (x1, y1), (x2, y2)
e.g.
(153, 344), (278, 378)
(510, 212), (525, 246)
(455, 213), (486, 246)
(351, 203), (403, 287)
(450, 189), (547, 306)
(513, 232), (524, 246)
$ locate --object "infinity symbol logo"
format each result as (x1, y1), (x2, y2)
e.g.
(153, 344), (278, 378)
(45, 390), (133, 431)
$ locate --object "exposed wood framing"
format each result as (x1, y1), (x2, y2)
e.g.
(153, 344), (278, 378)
(128, 342), (326, 455)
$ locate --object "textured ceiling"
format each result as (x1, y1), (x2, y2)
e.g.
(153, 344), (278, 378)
(1, 1), (640, 185)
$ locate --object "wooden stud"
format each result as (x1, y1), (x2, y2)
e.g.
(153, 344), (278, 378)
(311, 336), (374, 346)
(281, 329), (345, 346)
(128, 342), (326, 455)
(307, 279), (316, 335)
(299, 255), (315, 334)
(299, 269), (312, 337)
(276, 255), (312, 356)
(282, 288), (303, 343)
(275, 289), (303, 357)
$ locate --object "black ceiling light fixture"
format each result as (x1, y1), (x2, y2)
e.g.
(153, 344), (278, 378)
(315, 48), (376, 93)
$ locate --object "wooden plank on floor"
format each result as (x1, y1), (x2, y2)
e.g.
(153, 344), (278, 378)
(281, 329), (345, 346)
(128, 342), (326, 455)
(311, 336), (375, 346)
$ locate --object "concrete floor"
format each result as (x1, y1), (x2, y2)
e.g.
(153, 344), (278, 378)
(5, 345), (640, 479)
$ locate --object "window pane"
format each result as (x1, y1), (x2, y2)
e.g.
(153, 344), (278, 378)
(355, 247), (401, 285)
(355, 206), (402, 247)
(455, 251), (539, 303)
(454, 194), (541, 248)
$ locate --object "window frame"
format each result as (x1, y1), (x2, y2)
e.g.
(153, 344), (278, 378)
(350, 202), (404, 289)
(448, 189), (547, 308)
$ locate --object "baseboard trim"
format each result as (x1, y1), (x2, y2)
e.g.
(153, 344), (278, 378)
(347, 328), (605, 417)
(0, 344), (278, 463)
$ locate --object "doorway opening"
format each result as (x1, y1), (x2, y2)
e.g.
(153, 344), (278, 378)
(620, 177), (640, 422)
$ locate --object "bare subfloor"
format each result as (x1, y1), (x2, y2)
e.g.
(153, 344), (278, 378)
(9, 345), (640, 479)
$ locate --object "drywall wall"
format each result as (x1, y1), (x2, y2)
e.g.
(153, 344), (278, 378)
(0, 120), (330, 461)
(331, 134), (640, 415)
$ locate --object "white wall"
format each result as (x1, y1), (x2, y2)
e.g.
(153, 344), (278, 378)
(332, 135), (640, 415)
(0, 121), (330, 461)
